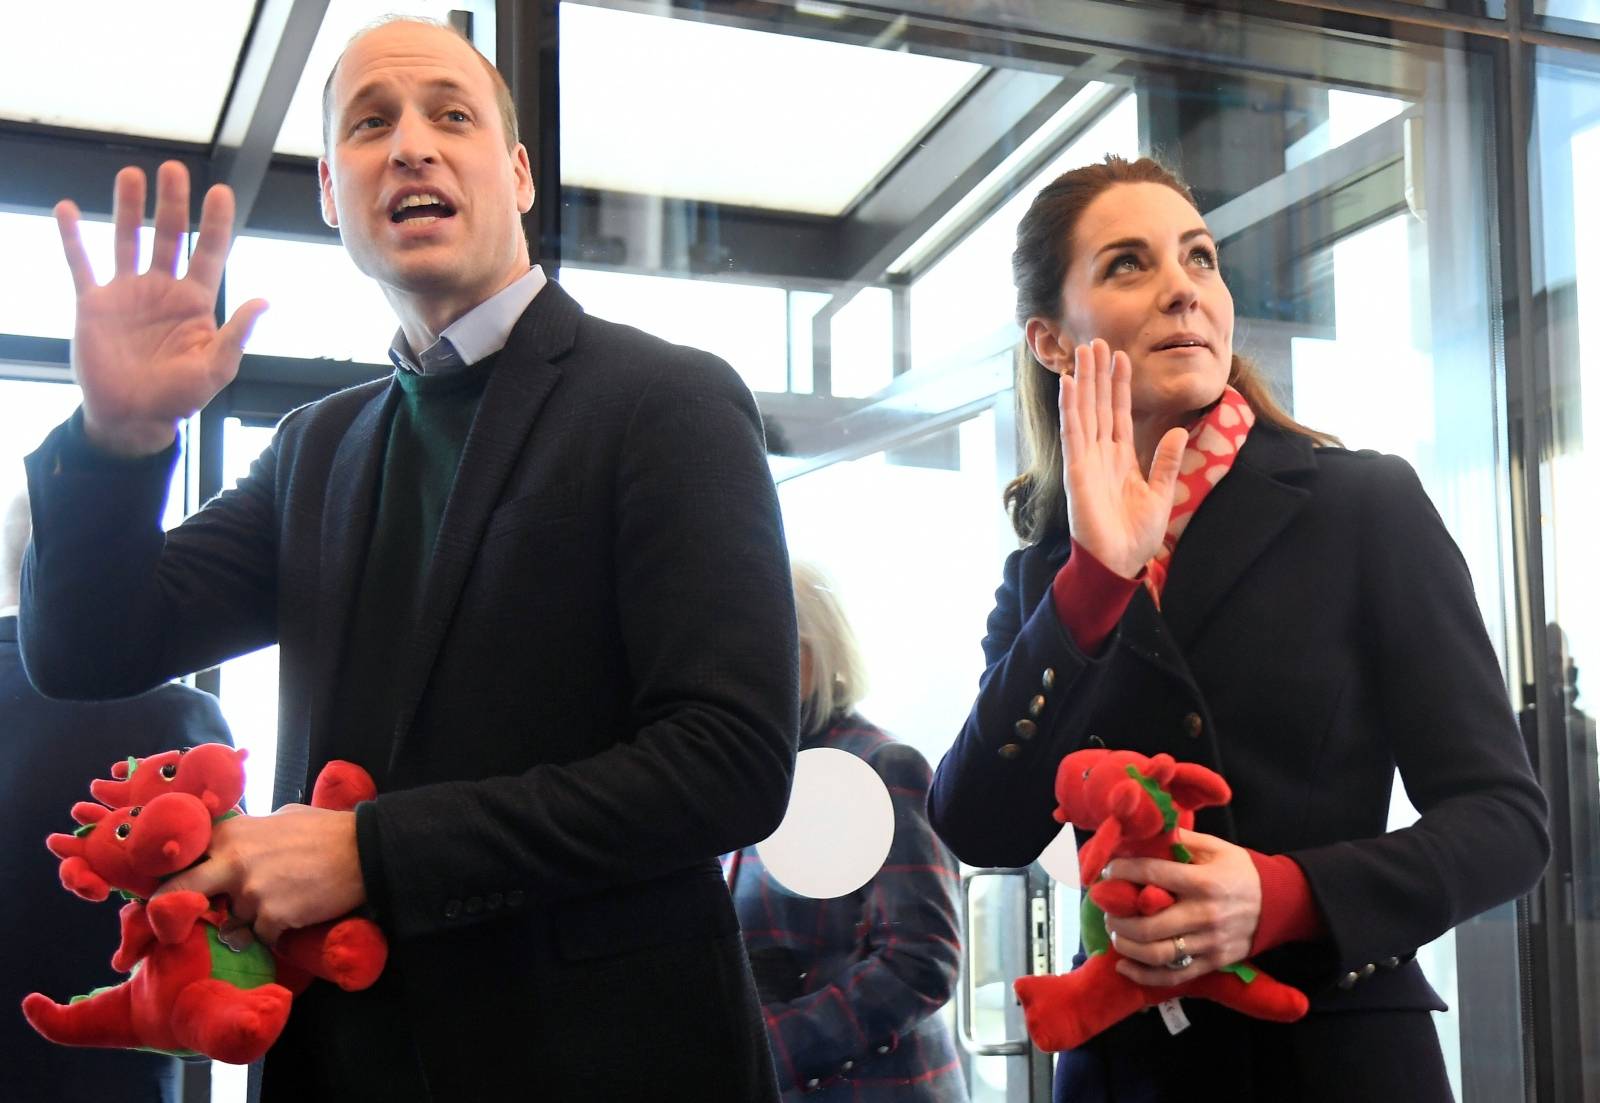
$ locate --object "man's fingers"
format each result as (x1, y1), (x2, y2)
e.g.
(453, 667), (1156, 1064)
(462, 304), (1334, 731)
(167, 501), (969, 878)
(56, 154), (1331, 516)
(54, 200), (95, 294)
(112, 166), (146, 277)
(216, 298), (269, 368)
(149, 161), (189, 278)
(188, 182), (238, 292)
(152, 856), (233, 903)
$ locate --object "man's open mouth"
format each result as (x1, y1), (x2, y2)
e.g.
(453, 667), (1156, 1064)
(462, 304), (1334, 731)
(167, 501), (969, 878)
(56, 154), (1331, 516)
(391, 193), (457, 222)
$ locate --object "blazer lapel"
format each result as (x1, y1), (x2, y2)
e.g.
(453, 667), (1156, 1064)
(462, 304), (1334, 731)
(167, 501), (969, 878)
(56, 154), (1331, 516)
(300, 382), (401, 784)
(1158, 423), (1316, 651)
(385, 282), (583, 774)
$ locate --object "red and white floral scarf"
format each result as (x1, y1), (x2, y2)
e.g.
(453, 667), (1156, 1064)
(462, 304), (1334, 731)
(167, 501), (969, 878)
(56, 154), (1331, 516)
(1143, 385), (1255, 607)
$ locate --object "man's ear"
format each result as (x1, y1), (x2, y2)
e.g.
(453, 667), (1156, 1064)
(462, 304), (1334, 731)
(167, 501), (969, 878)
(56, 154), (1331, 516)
(318, 159), (339, 229)
(512, 143), (535, 214)
(1024, 316), (1072, 376)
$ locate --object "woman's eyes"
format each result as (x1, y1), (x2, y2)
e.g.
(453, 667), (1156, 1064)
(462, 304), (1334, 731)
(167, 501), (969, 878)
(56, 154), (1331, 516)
(1104, 247), (1218, 277)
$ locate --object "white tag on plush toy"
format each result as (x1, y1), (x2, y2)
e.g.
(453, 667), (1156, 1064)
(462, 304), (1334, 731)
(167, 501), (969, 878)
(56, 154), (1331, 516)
(1157, 999), (1190, 1035)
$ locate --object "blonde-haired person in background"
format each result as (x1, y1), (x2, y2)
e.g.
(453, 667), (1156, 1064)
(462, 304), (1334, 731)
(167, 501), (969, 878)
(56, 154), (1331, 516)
(725, 563), (968, 1100)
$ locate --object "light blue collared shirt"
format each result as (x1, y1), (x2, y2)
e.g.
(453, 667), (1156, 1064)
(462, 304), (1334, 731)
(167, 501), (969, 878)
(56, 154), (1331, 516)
(387, 265), (548, 375)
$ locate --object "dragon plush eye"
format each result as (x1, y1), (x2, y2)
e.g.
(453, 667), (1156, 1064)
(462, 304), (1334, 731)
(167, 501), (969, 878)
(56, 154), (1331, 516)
(129, 806), (142, 817)
(115, 823), (132, 839)
(161, 763), (179, 780)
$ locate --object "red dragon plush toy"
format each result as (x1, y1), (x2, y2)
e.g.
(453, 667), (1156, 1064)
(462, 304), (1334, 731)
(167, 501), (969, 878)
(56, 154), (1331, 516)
(21, 750), (387, 1065)
(1012, 748), (1309, 1052)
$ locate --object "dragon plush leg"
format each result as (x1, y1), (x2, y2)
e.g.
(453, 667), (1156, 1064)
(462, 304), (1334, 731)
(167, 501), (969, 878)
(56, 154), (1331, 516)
(1014, 953), (1151, 1052)
(275, 917), (388, 992)
(1184, 968), (1308, 1023)
(170, 978), (294, 1066)
(21, 984), (141, 1049)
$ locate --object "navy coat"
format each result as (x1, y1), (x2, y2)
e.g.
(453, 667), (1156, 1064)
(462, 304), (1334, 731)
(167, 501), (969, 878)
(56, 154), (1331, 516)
(21, 281), (799, 1102)
(929, 422), (1548, 1101)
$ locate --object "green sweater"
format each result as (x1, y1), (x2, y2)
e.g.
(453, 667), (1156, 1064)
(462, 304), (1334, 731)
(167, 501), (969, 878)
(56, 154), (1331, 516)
(308, 353), (496, 1100)
(328, 352), (497, 788)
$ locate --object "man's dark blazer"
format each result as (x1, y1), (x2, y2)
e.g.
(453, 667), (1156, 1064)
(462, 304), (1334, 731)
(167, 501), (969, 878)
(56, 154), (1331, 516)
(929, 422), (1549, 1101)
(21, 281), (799, 1101)
(0, 614), (231, 1103)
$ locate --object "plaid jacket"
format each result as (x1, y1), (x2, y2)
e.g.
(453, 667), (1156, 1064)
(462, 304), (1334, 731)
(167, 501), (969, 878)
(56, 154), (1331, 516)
(725, 714), (968, 1101)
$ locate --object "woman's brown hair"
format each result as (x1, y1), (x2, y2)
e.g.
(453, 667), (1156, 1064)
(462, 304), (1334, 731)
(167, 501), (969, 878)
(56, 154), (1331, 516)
(1003, 155), (1336, 544)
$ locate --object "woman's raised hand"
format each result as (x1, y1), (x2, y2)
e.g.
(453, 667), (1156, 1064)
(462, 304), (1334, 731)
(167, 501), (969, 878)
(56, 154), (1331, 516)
(55, 161), (268, 457)
(1058, 339), (1187, 579)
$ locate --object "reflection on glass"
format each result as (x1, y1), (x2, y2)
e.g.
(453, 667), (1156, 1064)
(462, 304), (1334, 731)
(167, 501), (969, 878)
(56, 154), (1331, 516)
(226, 235), (395, 364)
(1534, 49), (1600, 1099)
(910, 94), (1140, 376)
(559, 2), (981, 215)
(558, 267), (790, 394)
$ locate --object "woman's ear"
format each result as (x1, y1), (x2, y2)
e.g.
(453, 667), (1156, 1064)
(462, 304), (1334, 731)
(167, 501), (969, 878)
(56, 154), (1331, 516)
(1024, 317), (1072, 376)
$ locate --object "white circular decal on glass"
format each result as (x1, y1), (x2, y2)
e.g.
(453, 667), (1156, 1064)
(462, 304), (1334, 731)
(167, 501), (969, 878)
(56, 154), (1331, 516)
(756, 747), (893, 899)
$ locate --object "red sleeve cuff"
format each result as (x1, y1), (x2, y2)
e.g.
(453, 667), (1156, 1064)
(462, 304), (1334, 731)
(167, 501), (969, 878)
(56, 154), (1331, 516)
(1052, 540), (1141, 655)
(1248, 850), (1325, 955)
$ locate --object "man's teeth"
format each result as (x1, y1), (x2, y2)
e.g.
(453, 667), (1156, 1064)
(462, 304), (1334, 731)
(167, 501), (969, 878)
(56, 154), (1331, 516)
(396, 193), (443, 212)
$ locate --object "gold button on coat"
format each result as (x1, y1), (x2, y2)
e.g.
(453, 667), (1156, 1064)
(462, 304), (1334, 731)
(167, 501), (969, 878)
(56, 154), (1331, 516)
(1182, 712), (1203, 738)
(1028, 694), (1046, 718)
(998, 742), (1022, 759)
(1042, 668), (1056, 690)
(1014, 719), (1038, 741)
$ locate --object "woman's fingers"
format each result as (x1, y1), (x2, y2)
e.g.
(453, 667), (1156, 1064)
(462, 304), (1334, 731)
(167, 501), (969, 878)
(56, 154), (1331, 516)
(1074, 343), (1097, 440)
(1093, 339), (1114, 442)
(1145, 425), (1188, 503)
(1112, 350), (1135, 445)
(1059, 371), (1082, 458)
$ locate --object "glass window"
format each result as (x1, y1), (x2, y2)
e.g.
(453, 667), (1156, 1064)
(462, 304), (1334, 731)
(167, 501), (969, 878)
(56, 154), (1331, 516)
(559, 2), (981, 215)
(0, 377), (189, 533)
(557, 267), (790, 393)
(0, 1), (255, 142)
(226, 234), (395, 364)
(1531, 46), (1600, 1101)
(0, 211), (188, 341)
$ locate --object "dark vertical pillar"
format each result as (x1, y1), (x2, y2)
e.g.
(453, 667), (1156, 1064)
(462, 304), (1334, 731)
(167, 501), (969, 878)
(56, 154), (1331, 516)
(497, 0), (562, 274)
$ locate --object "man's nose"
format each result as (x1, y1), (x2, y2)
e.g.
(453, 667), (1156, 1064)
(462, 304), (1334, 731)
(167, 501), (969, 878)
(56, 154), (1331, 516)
(388, 110), (438, 169)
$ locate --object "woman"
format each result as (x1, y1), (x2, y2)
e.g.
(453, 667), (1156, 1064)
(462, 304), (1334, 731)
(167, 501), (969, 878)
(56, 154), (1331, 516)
(928, 156), (1548, 1101)
(727, 563), (967, 1101)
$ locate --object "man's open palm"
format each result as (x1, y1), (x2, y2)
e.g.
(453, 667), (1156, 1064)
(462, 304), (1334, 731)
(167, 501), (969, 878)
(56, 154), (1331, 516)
(56, 161), (267, 456)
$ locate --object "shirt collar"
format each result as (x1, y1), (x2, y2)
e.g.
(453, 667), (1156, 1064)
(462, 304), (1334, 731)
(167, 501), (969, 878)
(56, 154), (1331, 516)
(388, 265), (547, 375)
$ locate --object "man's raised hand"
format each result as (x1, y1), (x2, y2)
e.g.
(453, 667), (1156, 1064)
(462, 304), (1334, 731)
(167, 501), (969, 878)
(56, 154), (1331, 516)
(55, 161), (268, 457)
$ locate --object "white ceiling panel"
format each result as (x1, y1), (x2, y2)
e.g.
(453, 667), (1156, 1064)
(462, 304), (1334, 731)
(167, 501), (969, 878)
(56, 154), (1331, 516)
(0, 0), (257, 142)
(559, 4), (983, 216)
